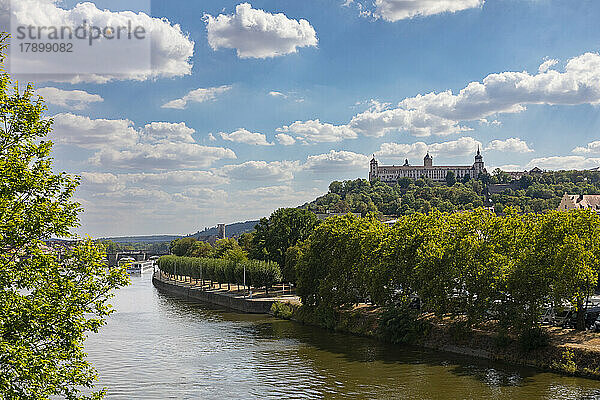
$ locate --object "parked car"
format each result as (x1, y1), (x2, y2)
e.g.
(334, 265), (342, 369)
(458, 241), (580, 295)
(562, 307), (600, 329)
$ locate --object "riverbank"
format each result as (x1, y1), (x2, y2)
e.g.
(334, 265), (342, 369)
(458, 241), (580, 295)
(153, 272), (600, 380)
(152, 271), (299, 314)
(270, 302), (600, 380)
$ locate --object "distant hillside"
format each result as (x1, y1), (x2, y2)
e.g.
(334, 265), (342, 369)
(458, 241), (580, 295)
(190, 220), (259, 239)
(97, 235), (182, 243)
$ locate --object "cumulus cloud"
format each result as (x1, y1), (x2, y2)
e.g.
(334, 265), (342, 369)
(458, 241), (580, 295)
(277, 119), (358, 143)
(220, 128), (274, 146)
(180, 187), (228, 201)
(572, 141), (600, 154)
(205, 3), (318, 59)
(374, 0), (484, 21)
(3, 0), (194, 83)
(526, 156), (600, 171)
(304, 150), (369, 172)
(275, 133), (296, 146)
(162, 85), (232, 109)
(141, 122), (196, 143)
(485, 138), (533, 153)
(220, 160), (301, 181)
(52, 113), (139, 149)
(81, 171), (227, 190)
(538, 58), (559, 73)
(348, 52), (600, 137)
(91, 142), (236, 170)
(52, 113), (236, 169)
(375, 137), (481, 160)
(36, 87), (103, 110)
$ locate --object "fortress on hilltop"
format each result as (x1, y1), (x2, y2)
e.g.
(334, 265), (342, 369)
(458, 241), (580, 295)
(369, 149), (487, 184)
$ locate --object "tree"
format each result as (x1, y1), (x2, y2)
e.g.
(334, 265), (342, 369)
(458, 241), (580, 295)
(214, 238), (242, 258)
(186, 240), (214, 258)
(250, 208), (319, 268)
(445, 171), (456, 186)
(238, 232), (254, 253)
(170, 237), (196, 256)
(0, 36), (129, 398)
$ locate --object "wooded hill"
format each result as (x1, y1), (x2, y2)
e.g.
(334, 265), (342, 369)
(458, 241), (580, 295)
(302, 170), (600, 216)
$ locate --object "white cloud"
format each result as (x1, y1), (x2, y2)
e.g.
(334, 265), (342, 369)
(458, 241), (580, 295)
(220, 128), (274, 146)
(91, 142), (236, 170)
(526, 156), (600, 171)
(538, 58), (559, 73)
(275, 133), (296, 146)
(269, 91), (287, 98)
(3, 0), (194, 83)
(52, 113), (139, 149)
(349, 106), (470, 137)
(220, 160), (301, 181)
(52, 113), (236, 169)
(374, 0), (484, 22)
(205, 3), (318, 59)
(81, 171), (227, 189)
(348, 52), (600, 137)
(375, 136), (481, 160)
(572, 141), (600, 154)
(36, 87), (103, 110)
(485, 138), (534, 153)
(489, 164), (525, 172)
(277, 119), (357, 143)
(162, 85), (232, 109)
(304, 150), (369, 172)
(180, 187), (228, 201)
(141, 122), (196, 143)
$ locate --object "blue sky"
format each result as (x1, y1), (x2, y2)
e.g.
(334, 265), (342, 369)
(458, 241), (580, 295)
(3, 0), (600, 236)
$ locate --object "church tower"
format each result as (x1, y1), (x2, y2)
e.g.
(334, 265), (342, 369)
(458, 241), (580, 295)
(369, 155), (378, 181)
(474, 147), (484, 176)
(424, 152), (433, 167)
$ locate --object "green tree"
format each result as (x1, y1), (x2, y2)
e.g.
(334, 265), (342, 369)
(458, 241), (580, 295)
(0, 37), (129, 398)
(250, 208), (319, 268)
(238, 232), (254, 253)
(170, 237), (196, 256)
(445, 171), (456, 186)
(186, 240), (214, 258)
(214, 238), (242, 258)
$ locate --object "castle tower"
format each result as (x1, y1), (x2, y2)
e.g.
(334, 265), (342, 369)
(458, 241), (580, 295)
(217, 224), (226, 239)
(369, 155), (378, 181)
(424, 152), (433, 167)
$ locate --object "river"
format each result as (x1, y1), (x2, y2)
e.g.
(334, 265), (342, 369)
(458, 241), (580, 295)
(84, 273), (600, 399)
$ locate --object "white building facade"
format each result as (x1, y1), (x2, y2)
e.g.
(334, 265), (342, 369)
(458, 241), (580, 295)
(369, 149), (486, 184)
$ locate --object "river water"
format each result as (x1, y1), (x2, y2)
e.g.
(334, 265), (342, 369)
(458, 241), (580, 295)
(85, 273), (600, 399)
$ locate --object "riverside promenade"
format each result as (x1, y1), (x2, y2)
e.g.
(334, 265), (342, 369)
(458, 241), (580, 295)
(152, 271), (300, 314)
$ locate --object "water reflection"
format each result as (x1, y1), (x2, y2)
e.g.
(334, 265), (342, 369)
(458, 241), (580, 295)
(85, 274), (600, 399)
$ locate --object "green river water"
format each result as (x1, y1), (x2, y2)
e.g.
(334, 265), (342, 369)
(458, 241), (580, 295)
(84, 273), (600, 399)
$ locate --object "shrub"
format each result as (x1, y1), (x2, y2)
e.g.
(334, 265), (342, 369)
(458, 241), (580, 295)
(518, 327), (549, 352)
(378, 303), (430, 345)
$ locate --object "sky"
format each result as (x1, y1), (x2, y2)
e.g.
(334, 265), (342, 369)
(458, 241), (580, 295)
(2, 0), (600, 237)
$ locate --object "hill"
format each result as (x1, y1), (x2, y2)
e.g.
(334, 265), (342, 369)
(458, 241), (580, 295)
(302, 170), (600, 216)
(189, 220), (259, 239)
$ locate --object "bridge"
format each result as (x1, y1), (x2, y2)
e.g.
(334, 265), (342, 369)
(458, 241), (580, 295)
(106, 251), (169, 267)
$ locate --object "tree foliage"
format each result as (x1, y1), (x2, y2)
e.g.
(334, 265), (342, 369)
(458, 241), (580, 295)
(295, 209), (600, 334)
(157, 256), (281, 294)
(0, 36), (129, 399)
(249, 208), (319, 272)
(305, 172), (600, 217)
